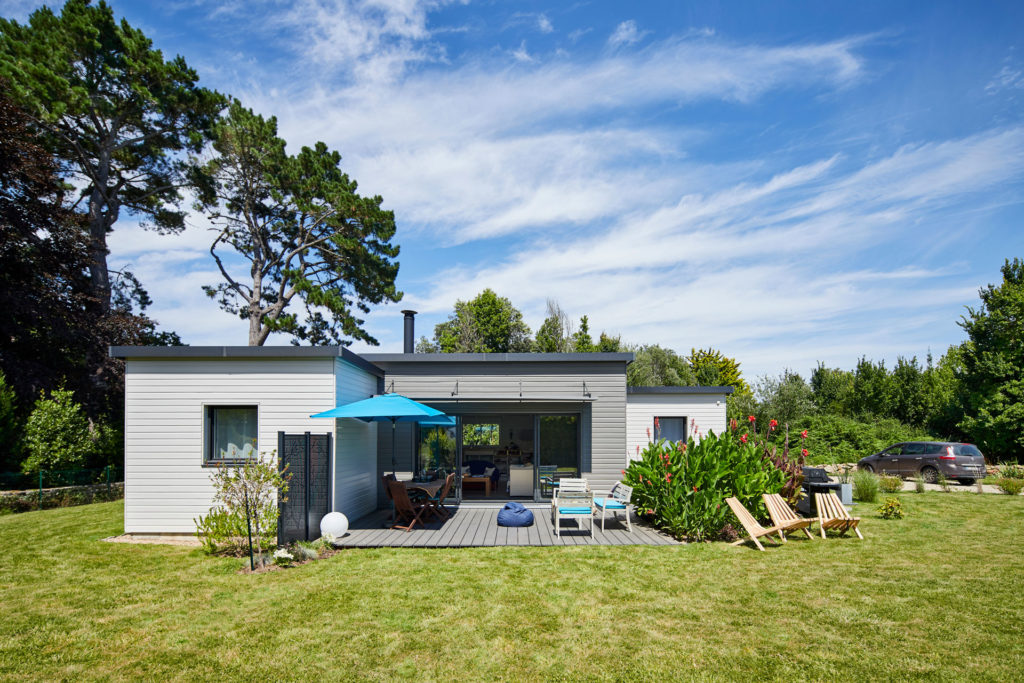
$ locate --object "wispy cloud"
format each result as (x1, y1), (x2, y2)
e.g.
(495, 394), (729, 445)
(608, 20), (648, 48)
(986, 64), (1024, 94)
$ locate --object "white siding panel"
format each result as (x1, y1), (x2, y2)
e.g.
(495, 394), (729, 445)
(123, 358), (337, 534)
(626, 393), (728, 461)
(332, 359), (379, 522)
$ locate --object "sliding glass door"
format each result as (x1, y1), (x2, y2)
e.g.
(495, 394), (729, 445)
(535, 414), (580, 499)
(416, 424), (459, 500)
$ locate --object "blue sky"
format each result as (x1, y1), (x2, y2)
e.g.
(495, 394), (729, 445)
(5, 0), (1024, 380)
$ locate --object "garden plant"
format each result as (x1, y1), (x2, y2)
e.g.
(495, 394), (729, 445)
(623, 417), (804, 541)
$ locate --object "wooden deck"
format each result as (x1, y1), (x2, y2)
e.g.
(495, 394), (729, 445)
(333, 505), (681, 548)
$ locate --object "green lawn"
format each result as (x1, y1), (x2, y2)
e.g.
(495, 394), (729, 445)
(1, 496), (1022, 681)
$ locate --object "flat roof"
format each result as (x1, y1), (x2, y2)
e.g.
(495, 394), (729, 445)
(362, 352), (635, 363)
(628, 385), (735, 395)
(108, 345), (384, 377)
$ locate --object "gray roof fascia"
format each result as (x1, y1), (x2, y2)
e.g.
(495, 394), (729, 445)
(627, 385), (736, 395)
(361, 352), (635, 363)
(108, 345), (384, 377)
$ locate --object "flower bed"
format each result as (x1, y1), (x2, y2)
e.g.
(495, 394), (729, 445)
(623, 417), (804, 542)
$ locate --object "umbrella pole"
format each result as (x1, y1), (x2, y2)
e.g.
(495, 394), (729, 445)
(391, 418), (397, 476)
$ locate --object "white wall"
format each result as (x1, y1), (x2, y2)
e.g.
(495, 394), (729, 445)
(123, 358), (338, 534)
(626, 393), (728, 461)
(332, 359), (378, 521)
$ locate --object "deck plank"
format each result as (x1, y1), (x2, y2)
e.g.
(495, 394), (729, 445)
(335, 506), (680, 548)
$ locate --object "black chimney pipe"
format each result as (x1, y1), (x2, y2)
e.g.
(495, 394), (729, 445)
(401, 310), (417, 353)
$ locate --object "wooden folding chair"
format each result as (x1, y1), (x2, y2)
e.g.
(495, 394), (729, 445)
(725, 497), (785, 551)
(763, 493), (815, 541)
(426, 473), (456, 520)
(387, 480), (428, 532)
(815, 492), (863, 539)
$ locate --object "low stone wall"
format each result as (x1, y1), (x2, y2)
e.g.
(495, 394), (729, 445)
(0, 481), (124, 515)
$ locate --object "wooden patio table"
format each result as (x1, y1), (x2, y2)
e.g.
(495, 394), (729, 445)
(402, 479), (444, 497)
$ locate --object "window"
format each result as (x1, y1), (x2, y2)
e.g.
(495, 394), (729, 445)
(463, 422), (500, 446)
(654, 416), (687, 442)
(205, 406), (258, 464)
(902, 443), (927, 456)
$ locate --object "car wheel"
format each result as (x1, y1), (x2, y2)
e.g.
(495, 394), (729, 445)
(921, 466), (939, 484)
(860, 464), (874, 473)
(959, 478), (975, 486)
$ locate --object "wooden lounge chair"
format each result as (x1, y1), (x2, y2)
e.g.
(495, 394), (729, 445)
(594, 481), (633, 532)
(387, 479), (428, 532)
(815, 492), (863, 539)
(763, 493), (815, 541)
(725, 496), (785, 551)
(551, 478), (593, 536)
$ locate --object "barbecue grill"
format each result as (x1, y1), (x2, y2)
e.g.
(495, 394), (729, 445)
(797, 467), (842, 516)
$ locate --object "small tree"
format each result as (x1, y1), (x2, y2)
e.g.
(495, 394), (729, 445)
(195, 452), (289, 556)
(195, 101), (402, 345)
(425, 289), (532, 353)
(22, 389), (99, 473)
(627, 345), (696, 387)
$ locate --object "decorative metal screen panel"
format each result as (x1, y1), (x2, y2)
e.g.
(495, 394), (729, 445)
(278, 432), (331, 544)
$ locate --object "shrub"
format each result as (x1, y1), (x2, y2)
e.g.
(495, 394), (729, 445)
(999, 463), (1024, 480)
(914, 474), (925, 494)
(623, 418), (794, 542)
(878, 497), (905, 519)
(879, 475), (904, 494)
(194, 451), (289, 556)
(936, 471), (951, 492)
(0, 371), (22, 471)
(853, 469), (879, 502)
(292, 541), (320, 562)
(996, 478), (1024, 496)
(272, 548), (294, 566)
(21, 389), (101, 473)
(764, 413), (940, 465)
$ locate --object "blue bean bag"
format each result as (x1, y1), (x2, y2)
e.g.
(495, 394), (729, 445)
(497, 501), (534, 527)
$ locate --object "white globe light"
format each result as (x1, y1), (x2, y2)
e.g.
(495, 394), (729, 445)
(320, 512), (349, 540)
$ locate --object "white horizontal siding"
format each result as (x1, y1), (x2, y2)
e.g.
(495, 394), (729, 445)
(123, 358), (337, 534)
(626, 393), (728, 461)
(333, 359), (379, 523)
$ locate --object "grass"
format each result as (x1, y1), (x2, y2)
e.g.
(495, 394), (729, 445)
(2, 497), (1023, 681)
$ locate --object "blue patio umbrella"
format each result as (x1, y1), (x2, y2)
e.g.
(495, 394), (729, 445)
(311, 393), (451, 474)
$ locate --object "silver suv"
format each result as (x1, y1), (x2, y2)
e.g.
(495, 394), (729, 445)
(857, 442), (986, 485)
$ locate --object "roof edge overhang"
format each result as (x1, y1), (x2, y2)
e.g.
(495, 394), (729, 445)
(396, 395), (597, 403)
(628, 386), (735, 395)
(362, 352), (635, 363)
(108, 345), (384, 377)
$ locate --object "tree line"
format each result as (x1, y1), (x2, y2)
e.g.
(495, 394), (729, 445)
(0, 1), (403, 474)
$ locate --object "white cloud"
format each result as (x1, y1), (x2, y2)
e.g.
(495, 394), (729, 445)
(537, 13), (553, 34)
(986, 64), (1024, 94)
(511, 39), (533, 63)
(608, 20), (648, 48)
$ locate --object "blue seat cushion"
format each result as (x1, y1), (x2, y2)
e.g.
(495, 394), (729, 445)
(557, 506), (593, 514)
(497, 502), (534, 527)
(594, 498), (626, 510)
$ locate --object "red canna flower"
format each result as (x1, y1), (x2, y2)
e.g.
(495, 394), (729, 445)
(693, 485), (698, 492)
(665, 473), (672, 482)
(740, 434), (748, 444)
(748, 415), (756, 423)
(801, 430), (808, 439)
(801, 448), (808, 457)
(646, 509), (653, 515)
(621, 469), (626, 475)
(729, 418), (738, 432)
(769, 419), (778, 431)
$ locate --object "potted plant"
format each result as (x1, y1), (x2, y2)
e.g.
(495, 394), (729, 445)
(836, 461), (854, 505)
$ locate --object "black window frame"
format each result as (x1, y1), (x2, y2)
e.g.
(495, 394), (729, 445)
(203, 404), (259, 467)
(654, 416), (688, 442)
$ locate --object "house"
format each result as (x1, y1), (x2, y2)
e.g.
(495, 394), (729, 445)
(110, 313), (732, 537)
